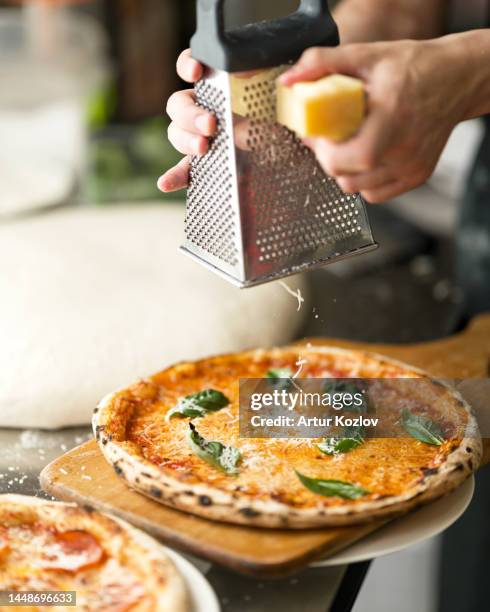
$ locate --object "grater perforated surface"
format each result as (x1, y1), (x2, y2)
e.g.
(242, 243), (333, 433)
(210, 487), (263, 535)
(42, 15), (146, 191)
(182, 66), (376, 287)
(186, 79), (239, 268)
(240, 68), (367, 269)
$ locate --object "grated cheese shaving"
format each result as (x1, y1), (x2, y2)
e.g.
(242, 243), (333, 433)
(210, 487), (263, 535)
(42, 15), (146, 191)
(278, 281), (305, 311)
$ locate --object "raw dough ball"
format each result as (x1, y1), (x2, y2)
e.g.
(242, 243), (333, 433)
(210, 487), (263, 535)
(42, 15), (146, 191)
(0, 205), (309, 428)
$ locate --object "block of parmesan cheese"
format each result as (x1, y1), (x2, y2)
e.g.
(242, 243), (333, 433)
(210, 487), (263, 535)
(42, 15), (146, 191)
(276, 74), (365, 141)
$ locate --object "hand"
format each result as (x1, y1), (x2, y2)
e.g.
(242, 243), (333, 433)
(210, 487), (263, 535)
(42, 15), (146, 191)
(157, 50), (216, 192)
(279, 37), (471, 202)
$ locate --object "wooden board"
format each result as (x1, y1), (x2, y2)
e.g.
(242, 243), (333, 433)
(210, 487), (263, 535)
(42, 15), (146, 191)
(40, 314), (490, 578)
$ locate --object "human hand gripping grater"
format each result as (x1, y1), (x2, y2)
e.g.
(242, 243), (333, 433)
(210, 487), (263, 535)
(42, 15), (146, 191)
(181, 0), (377, 288)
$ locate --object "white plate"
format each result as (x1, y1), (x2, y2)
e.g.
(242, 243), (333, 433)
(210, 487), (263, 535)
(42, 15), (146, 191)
(165, 547), (221, 612)
(312, 476), (474, 567)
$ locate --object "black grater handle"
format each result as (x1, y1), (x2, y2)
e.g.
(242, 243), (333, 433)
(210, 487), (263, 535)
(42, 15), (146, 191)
(191, 0), (339, 72)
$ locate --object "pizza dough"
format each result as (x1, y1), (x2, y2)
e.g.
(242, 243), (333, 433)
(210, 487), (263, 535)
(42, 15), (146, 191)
(0, 204), (308, 429)
(0, 494), (188, 611)
(94, 345), (481, 528)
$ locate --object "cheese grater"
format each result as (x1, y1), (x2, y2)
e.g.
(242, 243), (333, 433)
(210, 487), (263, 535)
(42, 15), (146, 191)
(181, 0), (377, 288)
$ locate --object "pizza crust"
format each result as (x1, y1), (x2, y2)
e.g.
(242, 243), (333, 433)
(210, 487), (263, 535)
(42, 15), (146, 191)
(93, 346), (482, 529)
(0, 495), (189, 612)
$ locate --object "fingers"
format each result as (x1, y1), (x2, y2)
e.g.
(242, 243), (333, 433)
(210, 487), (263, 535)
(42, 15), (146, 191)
(157, 157), (191, 192)
(279, 46), (359, 86)
(335, 165), (395, 194)
(304, 108), (394, 177)
(166, 89), (216, 136)
(167, 122), (209, 156)
(176, 49), (203, 83)
(360, 180), (407, 203)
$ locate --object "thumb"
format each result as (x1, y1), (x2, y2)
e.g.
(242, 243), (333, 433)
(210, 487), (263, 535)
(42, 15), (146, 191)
(279, 45), (360, 86)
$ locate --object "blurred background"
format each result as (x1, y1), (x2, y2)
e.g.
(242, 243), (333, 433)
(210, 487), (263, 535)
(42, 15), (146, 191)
(0, 0), (483, 340)
(0, 2), (486, 611)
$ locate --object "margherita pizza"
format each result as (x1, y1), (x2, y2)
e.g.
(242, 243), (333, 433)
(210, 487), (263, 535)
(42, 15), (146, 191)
(0, 495), (188, 611)
(93, 346), (481, 528)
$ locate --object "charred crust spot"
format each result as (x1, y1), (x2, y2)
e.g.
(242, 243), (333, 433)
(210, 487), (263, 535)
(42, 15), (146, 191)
(183, 490), (195, 496)
(149, 486), (162, 499)
(198, 495), (213, 507)
(466, 447), (473, 453)
(422, 467), (439, 477)
(468, 459), (473, 471)
(102, 438), (108, 446)
(431, 379), (445, 387)
(457, 399), (466, 408)
(82, 504), (95, 513)
(141, 472), (152, 479)
(239, 507), (261, 518)
(113, 464), (124, 477)
(455, 463), (465, 471)
(135, 477), (140, 484)
(93, 407), (99, 414)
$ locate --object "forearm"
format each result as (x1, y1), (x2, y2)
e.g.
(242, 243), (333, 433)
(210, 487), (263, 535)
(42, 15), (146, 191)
(333, 0), (447, 43)
(452, 29), (490, 119)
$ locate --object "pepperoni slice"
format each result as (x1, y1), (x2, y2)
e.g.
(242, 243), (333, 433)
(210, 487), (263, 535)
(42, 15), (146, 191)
(41, 530), (105, 572)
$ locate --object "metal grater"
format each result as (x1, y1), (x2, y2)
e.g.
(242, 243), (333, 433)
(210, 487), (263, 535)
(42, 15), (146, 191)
(181, 0), (377, 288)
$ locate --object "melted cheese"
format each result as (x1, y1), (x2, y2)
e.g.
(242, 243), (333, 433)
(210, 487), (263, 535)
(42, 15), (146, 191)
(0, 523), (149, 610)
(107, 348), (468, 509)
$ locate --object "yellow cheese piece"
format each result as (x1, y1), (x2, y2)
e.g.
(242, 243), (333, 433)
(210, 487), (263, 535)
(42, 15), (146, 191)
(276, 74), (365, 141)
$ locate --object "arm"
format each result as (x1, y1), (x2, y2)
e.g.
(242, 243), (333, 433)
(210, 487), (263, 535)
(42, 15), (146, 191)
(456, 29), (490, 119)
(279, 28), (490, 202)
(333, 0), (447, 43)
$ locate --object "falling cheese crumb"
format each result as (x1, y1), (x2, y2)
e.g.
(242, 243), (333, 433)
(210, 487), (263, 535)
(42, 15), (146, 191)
(278, 281), (304, 311)
(276, 74), (365, 141)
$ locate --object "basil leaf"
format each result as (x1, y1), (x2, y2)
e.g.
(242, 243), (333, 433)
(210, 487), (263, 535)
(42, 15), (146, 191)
(167, 389), (230, 420)
(266, 368), (294, 391)
(343, 424), (366, 439)
(323, 380), (361, 396)
(188, 424), (241, 474)
(400, 409), (444, 446)
(296, 471), (369, 499)
(317, 435), (364, 456)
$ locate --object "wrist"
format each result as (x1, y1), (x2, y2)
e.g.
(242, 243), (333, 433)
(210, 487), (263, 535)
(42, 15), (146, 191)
(433, 30), (490, 121)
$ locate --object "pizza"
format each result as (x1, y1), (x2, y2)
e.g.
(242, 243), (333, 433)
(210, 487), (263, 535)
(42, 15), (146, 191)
(0, 495), (188, 611)
(93, 346), (481, 528)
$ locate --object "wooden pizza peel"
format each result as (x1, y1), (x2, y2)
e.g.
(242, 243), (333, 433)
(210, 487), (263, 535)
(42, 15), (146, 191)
(40, 314), (490, 577)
